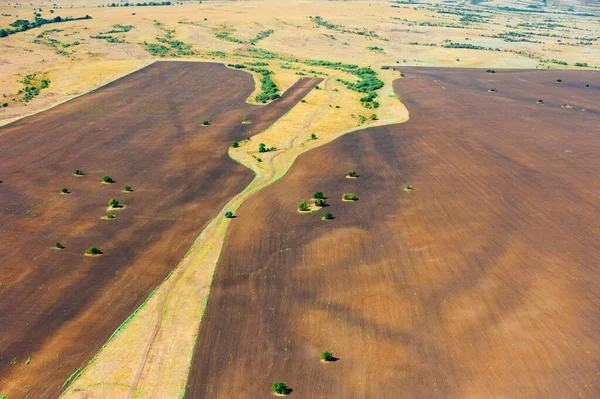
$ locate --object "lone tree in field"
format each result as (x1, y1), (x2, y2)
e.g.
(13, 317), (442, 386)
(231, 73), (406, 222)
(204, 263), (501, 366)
(109, 198), (120, 208)
(73, 169), (84, 176)
(86, 247), (102, 255)
(102, 175), (113, 183)
(370, 114), (378, 120)
(298, 201), (310, 212)
(230, 141), (239, 148)
(55, 242), (64, 249)
(320, 351), (334, 361)
(342, 193), (358, 201)
(258, 143), (267, 153)
(123, 185), (132, 192)
(311, 133), (317, 140)
(346, 170), (357, 178)
(61, 188), (70, 194)
(202, 120), (210, 126)
(556, 79), (562, 83)
(271, 382), (289, 395)
(224, 210), (234, 218)
(312, 191), (325, 200)
(322, 212), (334, 220)
(537, 99), (544, 104)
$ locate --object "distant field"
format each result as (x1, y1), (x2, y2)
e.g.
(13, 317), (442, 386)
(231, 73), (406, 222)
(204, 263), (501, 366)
(185, 69), (600, 398)
(0, 61), (318, 397)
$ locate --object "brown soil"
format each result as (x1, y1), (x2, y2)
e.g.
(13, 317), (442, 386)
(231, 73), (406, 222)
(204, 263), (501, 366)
(0, 61), (319, 397)
(185, 69), (600, 398)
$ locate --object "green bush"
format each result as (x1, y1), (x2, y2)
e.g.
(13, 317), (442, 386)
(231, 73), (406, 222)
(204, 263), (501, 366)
(315, 198), (326, 207)
(202, 120), (210, 126)
(346, 170), (357, 177)
(61, 187), (70, 194)
(109, 198), (120, 208)
(102, 175), (113, 183)
(321, 351), (334, 361)
(342, 193), (358, 201)
(486, 69), (496, 74)
(74, 169), (84, 176)
(258, 143), (267, 153)
(86, 247), (102, 255)
(297, 201), (310, 211)
(311, 133), (317, 140)
(271, 382), (288, 395)
(224, 210), (234, 218)
(359, 115), (367, 123)
(556, 79), (562, 83)
(370, 114), (378, 120)
(230, 141), (239, 148)
(55, 242), (63, 249)
(106, 212), (117, 219)
(322, 212), (334, 220)
(312, 191), (325, 199)
(123, 185), (132, 192)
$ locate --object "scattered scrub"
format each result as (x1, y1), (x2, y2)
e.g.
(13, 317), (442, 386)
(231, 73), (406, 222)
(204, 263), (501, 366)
(342, 193), (358, 201)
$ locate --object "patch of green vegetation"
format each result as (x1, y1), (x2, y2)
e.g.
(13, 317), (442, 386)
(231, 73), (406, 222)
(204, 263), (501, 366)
(86, 247), (102, 255)
(141, 28), (196, 57)
(207, 50), (226, 57)
(342, 193), (358, 201)
(368, 46), (384, 51)
(336, 67), (384, 108)
(249, 29), (274, 45)
(108, 1), (172, 6)
(224, 210), (234, 218)
(16, 72), (51, 102)
(272, 382), (289, 395)
(100, 24), (134, 34)
(311, 16), (387, 40)
(252, 69), (280, 103)
(0, 15), (92, 38)
(297, 201), (310, 211)
(90, 34), (126, 43)
(321, 351), (334, 361)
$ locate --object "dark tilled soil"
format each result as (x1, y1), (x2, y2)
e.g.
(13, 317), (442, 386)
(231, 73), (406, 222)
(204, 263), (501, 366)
(185, 69), (600, 398)
(0, 61), (320, 398)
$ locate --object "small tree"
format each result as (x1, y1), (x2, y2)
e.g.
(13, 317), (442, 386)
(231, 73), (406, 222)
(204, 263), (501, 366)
(258, 143), (267, 153)
(55, 242), (63, 249)
(489, 88), (496, 92)
(106, 212), (117, 219)
(486, 69), (495, 74)
(123, 185), (132, 192)
(271, 382), (288, 395)
(74, 169), (84, 176)
(312, 191), (325, 199)
(322, 212), (334, 220)
(537, 99), (544, 104)
(102, 175), (113, 183)
(370, 114), (378, 120)
(321, 351), (334, 361)
(202, 120), (210, 126)
(61, 188), (70, 194)
(230, 141), (239, 148)
(311, 133), (317, 140)
(359, 115), (367, 123)
(297, 201), (310, 211)
(109, 198), (120, 208)
(86, 247), (102, 255)
(346, 170), (357, 177)
(342, 193), (358, 201)
(556, 79), (562, 83)
(315, 198), (326, 207)
(224, 210), (234, 218)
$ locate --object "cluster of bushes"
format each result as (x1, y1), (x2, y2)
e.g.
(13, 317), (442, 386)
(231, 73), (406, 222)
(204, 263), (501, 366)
(254, 69), (280, 103)
(336, 67), (384, 108)
(207, 50), (226, 57)
(249, 29), (274, 45)
(101, 24), (134, 34)
(91, 35), (126, 43)
(142, 29), (196, 57)
(215, 29), (244, 44)
(227, 63), (246, 69)
(367, 46), (384, 51)
(0, 15), (91, 38)
(108, 1), (172, 6)
(310, 16), (387, 40)
(442, 42), (489, 50)
(16, 73), (50, 102)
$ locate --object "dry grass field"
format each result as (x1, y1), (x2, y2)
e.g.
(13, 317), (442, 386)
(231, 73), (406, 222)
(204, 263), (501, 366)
(0, 0), (599, 398)
(185, 68), (600, 398)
